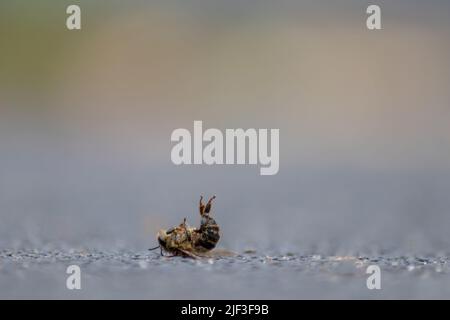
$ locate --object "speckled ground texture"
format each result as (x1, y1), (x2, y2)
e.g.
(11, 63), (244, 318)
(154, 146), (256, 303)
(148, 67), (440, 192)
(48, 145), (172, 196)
(1, 248), (450, 299)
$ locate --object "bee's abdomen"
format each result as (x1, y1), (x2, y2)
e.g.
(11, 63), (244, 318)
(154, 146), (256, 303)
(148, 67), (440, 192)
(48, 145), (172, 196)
(196, 216), (220, 250)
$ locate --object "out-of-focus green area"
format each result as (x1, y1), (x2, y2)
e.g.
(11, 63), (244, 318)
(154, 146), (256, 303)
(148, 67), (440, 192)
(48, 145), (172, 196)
(0, 1), (112, 90)
(1, 1), (450, 169)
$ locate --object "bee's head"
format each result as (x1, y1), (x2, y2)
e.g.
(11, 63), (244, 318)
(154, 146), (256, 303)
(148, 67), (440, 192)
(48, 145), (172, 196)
(158, 236), (166, 248)
(157, 229), (169, 250)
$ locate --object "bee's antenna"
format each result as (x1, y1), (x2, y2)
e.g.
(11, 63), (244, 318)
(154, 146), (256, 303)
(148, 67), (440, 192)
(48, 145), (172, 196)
(148, 245), (160, 251)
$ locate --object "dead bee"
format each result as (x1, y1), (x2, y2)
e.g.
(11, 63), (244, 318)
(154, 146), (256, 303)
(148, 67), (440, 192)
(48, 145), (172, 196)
(149, 196), (220, 258)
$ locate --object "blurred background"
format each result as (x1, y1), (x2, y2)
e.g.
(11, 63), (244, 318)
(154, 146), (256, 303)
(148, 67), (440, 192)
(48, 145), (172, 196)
(1, 0), (450, 255)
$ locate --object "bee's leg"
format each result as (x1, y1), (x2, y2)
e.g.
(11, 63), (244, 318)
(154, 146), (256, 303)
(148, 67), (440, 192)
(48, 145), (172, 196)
(199, 195), (205, 216)
(204, 195), (216, 214)
(178, 249), (199, 259)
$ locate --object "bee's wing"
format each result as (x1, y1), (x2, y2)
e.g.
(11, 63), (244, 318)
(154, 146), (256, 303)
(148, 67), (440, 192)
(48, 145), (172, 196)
(200, 249), (236, 258)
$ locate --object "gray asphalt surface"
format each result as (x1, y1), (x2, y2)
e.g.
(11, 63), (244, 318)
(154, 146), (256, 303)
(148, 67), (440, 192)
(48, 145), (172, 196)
(1, 248), (449, 299)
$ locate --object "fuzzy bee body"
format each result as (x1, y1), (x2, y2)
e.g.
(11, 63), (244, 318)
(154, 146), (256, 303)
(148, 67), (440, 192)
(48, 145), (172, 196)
(155, 196), (220, 258)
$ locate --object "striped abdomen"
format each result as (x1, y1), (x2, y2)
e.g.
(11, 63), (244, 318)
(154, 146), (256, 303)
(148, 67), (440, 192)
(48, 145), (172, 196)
(195, 215), (220, 250)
